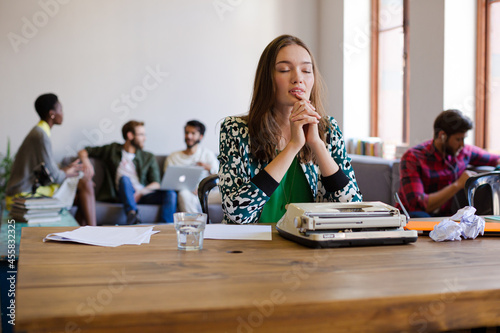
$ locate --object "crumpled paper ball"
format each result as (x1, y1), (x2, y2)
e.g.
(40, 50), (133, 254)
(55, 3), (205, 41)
(429, 206), (485, 242)
(429, 218), (462, 242)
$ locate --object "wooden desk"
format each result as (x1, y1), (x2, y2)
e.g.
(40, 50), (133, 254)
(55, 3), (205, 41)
(16, 226), (500, 332)
(0, 210), (78, 333)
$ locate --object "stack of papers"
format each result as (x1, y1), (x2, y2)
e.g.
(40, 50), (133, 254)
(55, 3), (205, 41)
(204, 224), (272, 240)
(11, 197), (65, 223)
(43, 226), (159, 247)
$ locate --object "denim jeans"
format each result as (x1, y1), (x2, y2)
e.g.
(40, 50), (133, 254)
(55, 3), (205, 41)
(409, 211), (432, 218)
(118, 176), (177, 222)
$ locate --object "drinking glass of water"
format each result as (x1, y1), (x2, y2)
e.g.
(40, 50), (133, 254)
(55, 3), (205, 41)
(173, 213), (207, 250)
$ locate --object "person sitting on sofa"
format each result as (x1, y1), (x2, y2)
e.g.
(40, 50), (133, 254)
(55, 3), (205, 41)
(397, 109), (500, 217)
(218, 34), (362, 224)
(163, 120), (218, 212)
(78, 120), (176, 224)
(6, 93), (96, 226)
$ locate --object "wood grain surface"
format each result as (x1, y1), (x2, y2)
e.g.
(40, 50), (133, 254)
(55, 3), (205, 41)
(15, 225), (500, 332)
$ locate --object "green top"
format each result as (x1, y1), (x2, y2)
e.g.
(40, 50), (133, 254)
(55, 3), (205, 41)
(259, 157), (314, 223)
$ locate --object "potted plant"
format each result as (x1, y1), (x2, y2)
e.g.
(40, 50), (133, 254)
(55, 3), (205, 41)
(0, 139), (14, 217)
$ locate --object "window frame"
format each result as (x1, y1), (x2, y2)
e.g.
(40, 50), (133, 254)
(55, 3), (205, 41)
(370, 0), (410, 143)
(476, 0), (499, 148)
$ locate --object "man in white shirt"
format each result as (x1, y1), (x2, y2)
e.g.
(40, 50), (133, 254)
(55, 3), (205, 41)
(164, 120), (218, 212)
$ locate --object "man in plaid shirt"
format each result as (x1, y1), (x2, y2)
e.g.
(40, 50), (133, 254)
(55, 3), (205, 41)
(397, 109), (500, 217)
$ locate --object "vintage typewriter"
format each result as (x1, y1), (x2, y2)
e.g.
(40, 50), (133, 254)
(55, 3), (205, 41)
(276, 202), (418, 248)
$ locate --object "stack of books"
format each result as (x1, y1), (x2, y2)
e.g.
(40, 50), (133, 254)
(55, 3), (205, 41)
(10, 197), (65, 223)
(347, 137), (384, 157)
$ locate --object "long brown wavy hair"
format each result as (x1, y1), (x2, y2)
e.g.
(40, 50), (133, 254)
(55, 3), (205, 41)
(242, 35), (330, 163)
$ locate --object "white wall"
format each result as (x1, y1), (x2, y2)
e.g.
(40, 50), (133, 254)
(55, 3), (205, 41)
(0, 0), (319, 160)
(318, 0), (344, 127)
(408, 0), (446, 145)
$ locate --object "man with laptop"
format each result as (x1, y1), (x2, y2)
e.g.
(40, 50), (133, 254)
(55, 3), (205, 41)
(163, 120), (218, 212)
(78, 120), (176, 224)
(397, 109), (500, 218)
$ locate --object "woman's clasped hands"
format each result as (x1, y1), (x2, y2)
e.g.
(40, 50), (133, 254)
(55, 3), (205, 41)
(289, 92), (322, 151)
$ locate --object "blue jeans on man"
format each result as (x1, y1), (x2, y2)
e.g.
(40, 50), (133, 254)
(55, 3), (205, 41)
(409, 211), (432, 218)
(118, 176), (177, 223)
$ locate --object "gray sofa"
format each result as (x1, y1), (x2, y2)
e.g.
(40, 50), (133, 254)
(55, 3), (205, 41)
(202, 154), (401, 224)
(349, 154), (400, 205)
(85, 153), (485, 225)
(82, 153), (404, 224)
(88, 154), (402, 224)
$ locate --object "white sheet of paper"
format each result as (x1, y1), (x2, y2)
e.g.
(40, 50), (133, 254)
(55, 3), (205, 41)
(203, 224), (272, 241)
(53, 174), (81, 209)
(43, 226), (160, 247)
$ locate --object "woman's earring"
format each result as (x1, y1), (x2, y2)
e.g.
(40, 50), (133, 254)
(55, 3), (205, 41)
(51, 115), (55, 119)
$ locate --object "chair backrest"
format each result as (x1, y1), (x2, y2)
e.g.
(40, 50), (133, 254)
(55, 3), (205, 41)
(465, 171), (500, 215)
(197, 174), (219, 223)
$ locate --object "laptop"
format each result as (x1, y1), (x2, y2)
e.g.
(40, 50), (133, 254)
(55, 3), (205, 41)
(160, 165), (206, 191)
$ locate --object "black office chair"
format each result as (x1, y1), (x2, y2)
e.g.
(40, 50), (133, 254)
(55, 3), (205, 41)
(464, 171), (500, 215)
(197, 174), (219, 223)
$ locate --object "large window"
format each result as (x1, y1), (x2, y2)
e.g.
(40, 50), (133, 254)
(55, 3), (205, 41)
(371, 0), (409, 145)
(477, 0), (500, 151)
(443, 0), (477, 146)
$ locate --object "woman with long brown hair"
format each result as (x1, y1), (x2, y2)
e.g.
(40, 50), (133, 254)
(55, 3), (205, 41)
(218, 35), (362, 224)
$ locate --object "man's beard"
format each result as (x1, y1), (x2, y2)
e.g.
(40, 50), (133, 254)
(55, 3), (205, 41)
(131, 138), (143, 150)
(186, 139), (200, 149)
(444, 143), (462, 157)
